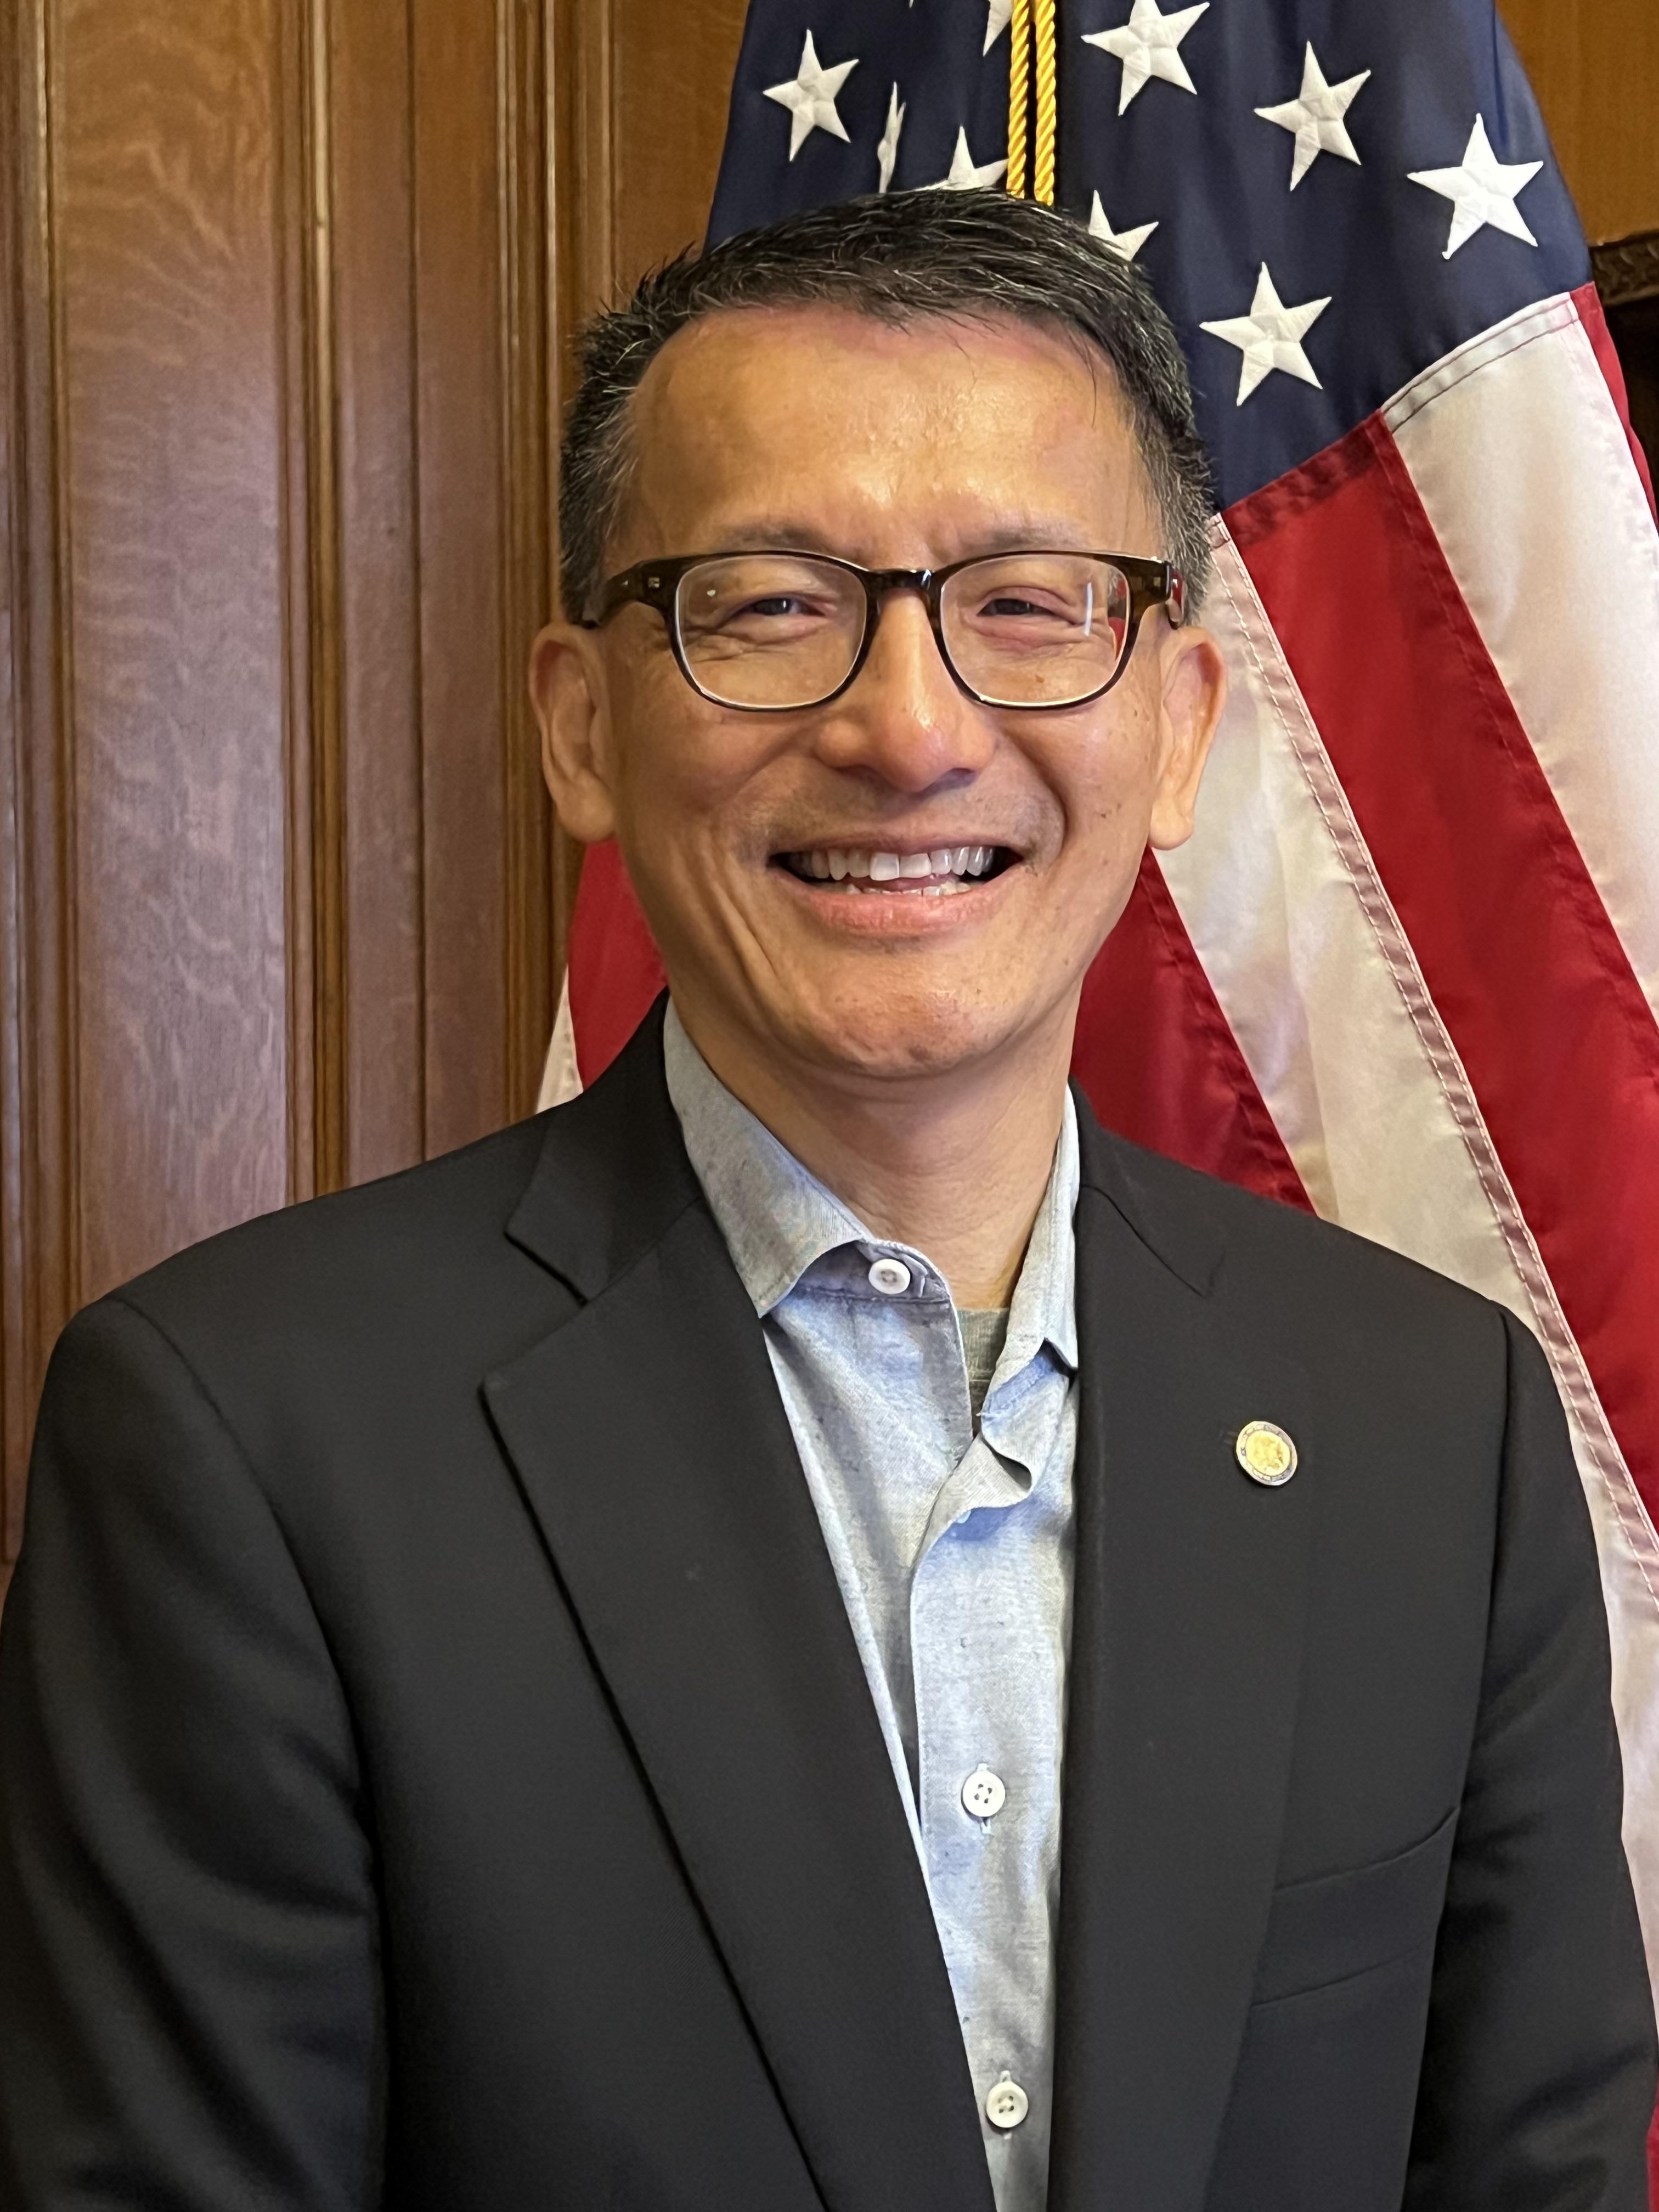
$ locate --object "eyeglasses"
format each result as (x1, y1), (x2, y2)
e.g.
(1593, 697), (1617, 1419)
(584, 549), (1187, 713)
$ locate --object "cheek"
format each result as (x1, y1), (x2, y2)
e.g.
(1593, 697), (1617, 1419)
(605, 665), (789, 898)
(609, 665), (738, 830)
(1044, 696), (1165, 853)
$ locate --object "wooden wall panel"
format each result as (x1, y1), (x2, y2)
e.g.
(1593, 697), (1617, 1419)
(59, 0), (295, 1298)
(413, 0), (509, 1160)
(606, 0), (748, 285)
(320, 0), (554, 1183)
(0, 0), (557, 1591)
(1503, 0), (1659, 245)
(1, 0), (75, 1581)
(326, 0), (425, 1187)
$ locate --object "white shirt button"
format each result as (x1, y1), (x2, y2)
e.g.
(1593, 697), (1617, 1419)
(961, 1766), (1007, 1821)
(985, 2075), (1030, 2131)
(867, 1256), (912, 1296)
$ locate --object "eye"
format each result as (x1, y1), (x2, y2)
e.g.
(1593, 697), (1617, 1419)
(742, 595), (816, 619)
(981, 594), (1051, 619)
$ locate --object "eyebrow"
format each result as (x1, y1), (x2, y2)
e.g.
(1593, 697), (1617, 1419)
(695, 517), (1108, 559)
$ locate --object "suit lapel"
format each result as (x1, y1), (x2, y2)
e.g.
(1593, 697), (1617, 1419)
(484, 1015), (995, 2212)
(1050, 1119), (1317, 2212)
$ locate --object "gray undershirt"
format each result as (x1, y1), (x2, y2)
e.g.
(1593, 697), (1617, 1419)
(960, 1307), (1013, 1424)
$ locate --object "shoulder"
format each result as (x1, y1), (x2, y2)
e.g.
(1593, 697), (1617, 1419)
(69, 1112), (562, 1398)
(1084, 1118), (1512, 1376)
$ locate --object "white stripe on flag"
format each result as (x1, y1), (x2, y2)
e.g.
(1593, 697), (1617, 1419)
(1164, 519), (1659, 1975)
(1386, 295), (1659, 1024)
(538, 972), (583, 1111)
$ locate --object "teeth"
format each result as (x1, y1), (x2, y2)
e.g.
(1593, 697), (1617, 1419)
(790, 844), (1005, 885)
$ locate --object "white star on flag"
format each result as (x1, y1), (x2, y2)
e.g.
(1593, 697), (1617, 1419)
(984, 0), (1012, 54)
(877, 84), (905, 193)
(929, 127), (1009, 191)
(1088, 193), (1159, 261)
(1200, 264), (1332, 405)
(763, 31), (858, 162)
(1082, 0), (1210, 117)
(1408, 115), (1544, 259)
(1255, 44), (1371, 189)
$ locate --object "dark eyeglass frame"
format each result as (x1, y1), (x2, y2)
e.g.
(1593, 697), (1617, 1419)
(582, 548), (1188, 713)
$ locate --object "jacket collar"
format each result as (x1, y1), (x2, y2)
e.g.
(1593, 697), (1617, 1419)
(506, 998), (1181, 1340)
(503, 999), (702, 1302)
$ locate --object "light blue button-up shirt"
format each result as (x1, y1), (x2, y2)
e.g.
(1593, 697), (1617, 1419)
(664, 1006), (1079, 2212)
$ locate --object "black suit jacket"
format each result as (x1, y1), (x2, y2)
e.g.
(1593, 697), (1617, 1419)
(1, 1006), (1652, 2211)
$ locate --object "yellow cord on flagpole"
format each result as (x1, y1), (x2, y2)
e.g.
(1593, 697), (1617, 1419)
(1007, 0), (1032, 199)
(1032, 0), (1057, 205)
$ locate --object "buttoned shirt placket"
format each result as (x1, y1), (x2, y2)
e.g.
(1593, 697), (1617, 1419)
(665, 1006), (1079, 2212)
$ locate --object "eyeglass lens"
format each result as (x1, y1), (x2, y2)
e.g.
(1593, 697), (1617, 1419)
(672, 553), (1133, 710)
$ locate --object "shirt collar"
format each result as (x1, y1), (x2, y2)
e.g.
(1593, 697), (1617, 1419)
(663, 1001), (1079, 1372)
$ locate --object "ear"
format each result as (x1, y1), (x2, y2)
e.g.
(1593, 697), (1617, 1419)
(530, 622), (618, 844)
(1147, 619), (1228, 853)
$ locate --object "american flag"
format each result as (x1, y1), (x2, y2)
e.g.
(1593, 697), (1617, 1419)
(544, 0), (1659, 2142)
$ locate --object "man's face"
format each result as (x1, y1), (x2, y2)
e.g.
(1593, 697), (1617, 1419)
(534, 304), (1225, 1092)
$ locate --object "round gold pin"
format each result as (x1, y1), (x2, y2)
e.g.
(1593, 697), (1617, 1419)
(1236, 1420), (1298, 1487)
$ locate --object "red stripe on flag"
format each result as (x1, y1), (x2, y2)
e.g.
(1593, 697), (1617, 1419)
(1577, 280), (1657, 522)
(1233, 415), (1659, 1517)
(566, 840), (665, 1087)
(1074, 853), (1311, 1210)
(564, 839), (1310, 1208)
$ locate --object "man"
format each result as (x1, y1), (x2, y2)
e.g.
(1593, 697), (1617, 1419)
(0, 189), (1652, 2211)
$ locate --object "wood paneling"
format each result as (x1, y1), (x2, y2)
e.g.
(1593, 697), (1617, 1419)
(1503, 0), (1659, 245)
(1, 0), (75, 1578)
(548, 0), (744, 329)
(607, 0), (747, 284)
(0, 0), (559, 1592)
(60, 0), (295, 1296)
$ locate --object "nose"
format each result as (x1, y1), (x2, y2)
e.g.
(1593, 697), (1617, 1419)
(812, 587), (995, 793)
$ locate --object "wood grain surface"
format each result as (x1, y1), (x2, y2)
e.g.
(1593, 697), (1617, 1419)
(607, 0), (748, 286)
(0, 0), (560, 1579)
(412, 0), (510, 1163)
(326, 0), (426, 1186)
(1503, 0), (1659, 244)
(58, 0), (294, 1299)
(1, 0), (77, 1585)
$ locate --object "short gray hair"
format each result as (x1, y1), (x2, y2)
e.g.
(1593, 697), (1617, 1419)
(559, 188), (1215, 623)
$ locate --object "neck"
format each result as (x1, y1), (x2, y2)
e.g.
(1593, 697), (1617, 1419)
(673, 998), (1076, 1309)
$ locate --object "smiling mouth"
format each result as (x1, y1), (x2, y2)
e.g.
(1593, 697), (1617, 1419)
(774, 844), (1018, 896)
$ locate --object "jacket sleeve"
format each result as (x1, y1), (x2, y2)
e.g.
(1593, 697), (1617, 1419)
(1404, 1308), (1657, 2209)
(0, 1294), (382, 2211)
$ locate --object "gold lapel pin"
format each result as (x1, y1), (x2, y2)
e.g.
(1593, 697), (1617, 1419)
(1236, 1420), (1298, 1487)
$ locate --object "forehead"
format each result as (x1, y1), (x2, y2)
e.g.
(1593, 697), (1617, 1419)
(618, 302), (1155, 558)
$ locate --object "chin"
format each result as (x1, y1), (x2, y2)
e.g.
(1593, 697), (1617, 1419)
(778, 975), (1030, 1086)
